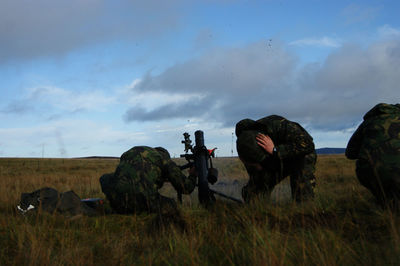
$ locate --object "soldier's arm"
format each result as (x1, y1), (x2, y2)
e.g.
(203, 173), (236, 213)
(276, 121), (315, 159)
(274, 121), (315, 160)
(165, 161), (196, 194)
(345, 124), (364, 160)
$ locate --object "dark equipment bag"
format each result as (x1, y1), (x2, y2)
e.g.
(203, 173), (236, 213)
(17, 187), (102, 216)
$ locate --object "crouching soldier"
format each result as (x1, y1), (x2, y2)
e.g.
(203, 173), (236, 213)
(100, 146), (197, 214)
(346, 103), (400, 210)
(236, 115), (317, 203)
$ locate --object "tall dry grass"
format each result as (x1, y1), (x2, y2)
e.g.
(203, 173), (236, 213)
(0, 155), (399, 265)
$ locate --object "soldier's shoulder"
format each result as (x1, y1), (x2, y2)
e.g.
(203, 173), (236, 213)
(257, 115), (286, 123)
(255, 115), (287, 130)
(120, 146), (156, 160)
(364, 103), (400, 120)
(266, 116), (305, 131)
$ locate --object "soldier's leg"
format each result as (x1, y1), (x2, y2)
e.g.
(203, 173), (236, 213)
(242, 170), (280, 203)
(385, 186), (400, 211)
(146, 194), (187, 232)
(358, 159), (400, 210)
(99, 173), (124, 214)
(356, 159), (387, 206)
(241, 183), (258, 203)
(290, 153), (316, 202)
(147, 194), (177, 213)
(113, 168), (165, 214)
(107, 174), (153, 214)
(99, 173), (115, 196)
(377, 161), (400, 211)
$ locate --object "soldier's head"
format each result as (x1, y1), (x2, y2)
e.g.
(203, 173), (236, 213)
(236, 130), (267, 171)
(235, 118), (260, 137)
(155, 147), (171, 160)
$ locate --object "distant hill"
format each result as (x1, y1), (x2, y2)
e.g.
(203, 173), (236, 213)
(75, 149), (346, 159)
(316, 148), (346, 154)
(74, 156), (119, 159)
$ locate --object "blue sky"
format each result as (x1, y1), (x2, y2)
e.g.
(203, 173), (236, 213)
(1, 0), (399, 158)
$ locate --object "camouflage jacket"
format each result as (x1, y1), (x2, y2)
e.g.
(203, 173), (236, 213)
(114, 146), (196, 195)
(236, 115), (315, 160)
(346, 103), (400, 164)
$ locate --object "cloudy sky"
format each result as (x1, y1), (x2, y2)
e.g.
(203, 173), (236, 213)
(1, 0), (399, 158)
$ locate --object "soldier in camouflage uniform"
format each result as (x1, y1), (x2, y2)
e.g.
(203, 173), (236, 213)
(346, 103), (400, 210)
(100, 146), (196, 214)
(236, 115), (316, 202)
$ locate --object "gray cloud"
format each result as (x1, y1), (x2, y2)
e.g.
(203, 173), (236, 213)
(124, 97), (212, 122)
(1, 101), (35, 114)
(0, 0), (183, 63)
(193, 28), (216, 51)
(125, 38), (400, 131)
(295, 40), (400, 129)
(125, 40), (297, 124)
(136, 40), (296, 95)
(341, 4), (381, 25)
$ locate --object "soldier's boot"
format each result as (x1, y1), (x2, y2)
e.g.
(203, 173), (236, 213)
(374, 189), (400, 212)
(290, 174), (315, 202)
(290, 152), (317, 202)
(242, 183), (273, 203)
(355, 161), (398, 210)
(149, 195), (186, 233)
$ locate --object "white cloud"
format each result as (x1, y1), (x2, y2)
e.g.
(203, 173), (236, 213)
(5, 86), (116, 114)
(121, 79), (205, 109)
(0, 115), (235, 157)
(289, 37), (341, 48)
(0, 119), (150, 157)
(378, 25), (400, 38)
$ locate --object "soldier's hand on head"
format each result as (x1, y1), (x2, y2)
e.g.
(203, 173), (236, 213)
(256, 133), (275, 154)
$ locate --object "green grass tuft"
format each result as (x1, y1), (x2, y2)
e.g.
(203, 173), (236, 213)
(0, 155), (399, 265)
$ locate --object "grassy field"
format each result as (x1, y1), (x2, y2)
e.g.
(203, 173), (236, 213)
(0, 155), (399, 265)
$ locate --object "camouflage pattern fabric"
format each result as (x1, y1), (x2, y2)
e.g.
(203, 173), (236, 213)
(236, 130), (268, 163)
(100, 146), (196, 214)
(346, 103), (400, 209)
(236, 115), (316, 202)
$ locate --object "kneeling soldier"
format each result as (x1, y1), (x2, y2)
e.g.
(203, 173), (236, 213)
(346, 103), (400, 210)
(100, 146), (196, 214)
(236, 115), (316, 203)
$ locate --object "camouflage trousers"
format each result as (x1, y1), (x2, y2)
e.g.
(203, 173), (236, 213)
(100, 173), (177, 214)
(356, 159), (400, 210)
(242, 152), (317, 203)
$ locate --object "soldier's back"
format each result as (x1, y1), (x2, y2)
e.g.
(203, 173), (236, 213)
(358, 104), (400, 164)
(114, 146), (164, 194)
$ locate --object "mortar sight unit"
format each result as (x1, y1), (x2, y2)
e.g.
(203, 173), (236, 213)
(180, 130), (242, 205)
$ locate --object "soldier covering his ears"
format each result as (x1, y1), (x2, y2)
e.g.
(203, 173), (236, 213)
(236, 115), (317, 202)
